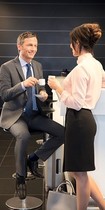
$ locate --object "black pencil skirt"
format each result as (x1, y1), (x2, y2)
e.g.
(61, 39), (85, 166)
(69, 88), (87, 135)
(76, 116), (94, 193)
(63, 108), (97, 172)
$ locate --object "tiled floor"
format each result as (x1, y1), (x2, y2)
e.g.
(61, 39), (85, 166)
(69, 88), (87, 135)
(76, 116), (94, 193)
(0, 128), (46, 210)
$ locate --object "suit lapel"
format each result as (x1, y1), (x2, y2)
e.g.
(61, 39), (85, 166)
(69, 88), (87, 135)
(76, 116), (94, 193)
(14, 56), (25, 81)
(31, 61), (39, 94)
(32, 61), (39, 78)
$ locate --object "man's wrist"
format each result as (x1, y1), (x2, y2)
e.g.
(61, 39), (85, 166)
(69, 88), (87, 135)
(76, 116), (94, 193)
(21, 82), (26, 90)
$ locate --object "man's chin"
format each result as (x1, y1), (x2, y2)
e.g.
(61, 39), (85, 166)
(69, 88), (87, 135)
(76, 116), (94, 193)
(27, 57), (34, 61)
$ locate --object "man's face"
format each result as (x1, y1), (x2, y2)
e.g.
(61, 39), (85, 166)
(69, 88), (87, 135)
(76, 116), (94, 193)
(17, 37), (38, 62)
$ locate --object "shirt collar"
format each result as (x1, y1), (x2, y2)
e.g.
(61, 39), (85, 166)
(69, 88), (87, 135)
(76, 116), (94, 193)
(77, 53), (93, 64)
(19, 56), (31, 67)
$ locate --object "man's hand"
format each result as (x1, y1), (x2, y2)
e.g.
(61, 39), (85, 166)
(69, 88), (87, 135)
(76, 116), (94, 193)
(23, 77), (39, 87)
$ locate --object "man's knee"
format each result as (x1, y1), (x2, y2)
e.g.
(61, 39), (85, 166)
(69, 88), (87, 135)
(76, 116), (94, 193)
(15, 131), (31, 142)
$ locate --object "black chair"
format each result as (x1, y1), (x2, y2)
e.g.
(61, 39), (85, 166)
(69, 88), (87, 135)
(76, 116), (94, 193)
(1, 128), (43, 210)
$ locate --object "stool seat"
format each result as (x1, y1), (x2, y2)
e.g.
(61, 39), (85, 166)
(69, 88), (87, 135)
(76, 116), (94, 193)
(6, 196), (43, 210)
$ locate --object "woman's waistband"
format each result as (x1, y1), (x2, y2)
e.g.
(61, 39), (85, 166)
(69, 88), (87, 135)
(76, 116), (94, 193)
(67, 108), (91, 112)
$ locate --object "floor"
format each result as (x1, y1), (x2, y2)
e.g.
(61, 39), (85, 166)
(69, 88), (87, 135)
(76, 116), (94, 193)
(0, 127), (46, 210)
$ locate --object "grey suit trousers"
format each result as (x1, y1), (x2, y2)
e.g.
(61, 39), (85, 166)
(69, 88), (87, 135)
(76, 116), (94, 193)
(9, 112), (65, 177)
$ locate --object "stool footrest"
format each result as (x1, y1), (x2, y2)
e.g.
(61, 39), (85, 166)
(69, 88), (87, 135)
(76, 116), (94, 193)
(36, 139), (44, 145)
(12, 172), (36, 181)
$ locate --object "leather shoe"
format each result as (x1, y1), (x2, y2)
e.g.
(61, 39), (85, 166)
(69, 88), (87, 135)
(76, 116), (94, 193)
(27, 156), (44, 178)
(16, 174), (27, 200)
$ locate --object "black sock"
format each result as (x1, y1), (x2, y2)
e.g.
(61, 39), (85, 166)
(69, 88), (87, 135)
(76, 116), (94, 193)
(29, 153), (39, 161)
(16, 173), (25, 184)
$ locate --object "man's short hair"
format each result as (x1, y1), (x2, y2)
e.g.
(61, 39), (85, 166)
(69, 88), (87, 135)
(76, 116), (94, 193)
(17, 31), (37, 45)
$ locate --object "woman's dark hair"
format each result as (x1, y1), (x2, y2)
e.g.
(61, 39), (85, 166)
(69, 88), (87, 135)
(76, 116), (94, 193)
(70, 23), (102, 53)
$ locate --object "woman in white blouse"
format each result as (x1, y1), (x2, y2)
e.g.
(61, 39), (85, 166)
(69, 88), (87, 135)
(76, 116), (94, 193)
(48, 23), (105, 210)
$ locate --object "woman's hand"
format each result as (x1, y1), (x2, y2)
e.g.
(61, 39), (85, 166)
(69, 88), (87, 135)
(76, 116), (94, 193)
(48, 78), (59, 90)
(48, 78), (63, 95)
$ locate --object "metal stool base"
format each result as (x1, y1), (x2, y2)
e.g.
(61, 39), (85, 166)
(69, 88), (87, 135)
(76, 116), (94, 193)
(6, 196), (43, 210)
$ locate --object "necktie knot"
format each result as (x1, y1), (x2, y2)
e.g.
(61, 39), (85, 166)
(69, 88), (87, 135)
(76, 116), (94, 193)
(26, 63), (31, 66)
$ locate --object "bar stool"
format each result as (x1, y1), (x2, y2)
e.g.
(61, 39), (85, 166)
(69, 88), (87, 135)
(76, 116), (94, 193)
(0, 98), (56, 209)
(6, 171), (43, 210)
(5, 128), (52, 209)
(5, 129), (45, 210)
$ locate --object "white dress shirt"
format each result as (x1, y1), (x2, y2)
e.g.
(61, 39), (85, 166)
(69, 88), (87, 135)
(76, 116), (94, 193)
(60, 53), (105, 111)
(19, 56), (38, 111)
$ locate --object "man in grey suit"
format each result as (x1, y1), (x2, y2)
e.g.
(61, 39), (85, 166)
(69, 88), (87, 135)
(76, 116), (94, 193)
(0, 31), (64, 199)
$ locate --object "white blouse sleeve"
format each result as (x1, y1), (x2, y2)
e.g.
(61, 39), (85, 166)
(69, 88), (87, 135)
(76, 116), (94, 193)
(102, 69), (105, 88)
(61, 66), (87, 110)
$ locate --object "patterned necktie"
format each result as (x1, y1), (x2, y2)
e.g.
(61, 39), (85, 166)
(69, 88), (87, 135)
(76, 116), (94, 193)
(25, 63), (33, 116)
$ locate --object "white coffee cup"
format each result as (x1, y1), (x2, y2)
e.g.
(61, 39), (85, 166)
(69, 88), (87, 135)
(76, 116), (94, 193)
(48, 75), (56, 93)
(38, 78), (45, 86)
(48, 75), (55, 79)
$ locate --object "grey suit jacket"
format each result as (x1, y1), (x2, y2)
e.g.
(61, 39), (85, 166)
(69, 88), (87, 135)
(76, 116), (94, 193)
(0, 56), (46, 129)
